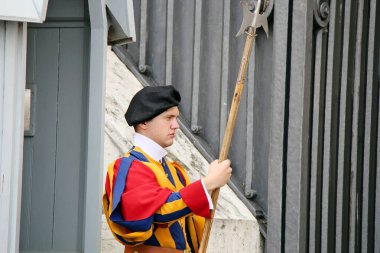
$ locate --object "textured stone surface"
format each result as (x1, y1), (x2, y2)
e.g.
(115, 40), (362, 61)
(101, 48), (262, 252)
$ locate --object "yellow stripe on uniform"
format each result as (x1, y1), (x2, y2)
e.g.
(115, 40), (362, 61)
(154, 226), (177, 249)
(155, 199), (188, 215)
(107, 160), (116, 213)
(166, 161), (185, 189)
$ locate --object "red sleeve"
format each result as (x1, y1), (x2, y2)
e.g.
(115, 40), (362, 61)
(105, 158), (122, 198)
(180, 180), (211, 218)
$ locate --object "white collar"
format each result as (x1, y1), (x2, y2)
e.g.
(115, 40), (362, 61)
(133, 133), (168, 162)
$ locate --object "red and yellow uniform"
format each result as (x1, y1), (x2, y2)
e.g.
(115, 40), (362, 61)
(103, 146), (210, 253)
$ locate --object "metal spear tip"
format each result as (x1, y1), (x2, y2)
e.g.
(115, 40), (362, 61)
(236, 1), (269, 38)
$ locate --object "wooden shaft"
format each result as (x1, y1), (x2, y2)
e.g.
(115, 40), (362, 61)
(198, 27), (256, 253)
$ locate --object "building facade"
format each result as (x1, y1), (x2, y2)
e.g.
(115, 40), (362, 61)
(0, 1), (135, 252)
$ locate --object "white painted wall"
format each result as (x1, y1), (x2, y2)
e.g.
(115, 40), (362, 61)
(0, 0), (49, 23)
(0, 21), (27, 253)
(106, 0), (136, 41)
(84, 1), (107, 253)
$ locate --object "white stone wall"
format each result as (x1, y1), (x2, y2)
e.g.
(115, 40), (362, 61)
(102, 48), (263, 253)
(0, 21), (27, 253)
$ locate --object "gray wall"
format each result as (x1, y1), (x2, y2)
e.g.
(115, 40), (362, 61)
(114, 0), (380, 251)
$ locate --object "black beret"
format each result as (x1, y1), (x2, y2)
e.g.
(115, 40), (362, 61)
(125, 85), (181, 126)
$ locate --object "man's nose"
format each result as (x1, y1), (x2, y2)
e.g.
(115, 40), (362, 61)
(172, 118), (179, 129)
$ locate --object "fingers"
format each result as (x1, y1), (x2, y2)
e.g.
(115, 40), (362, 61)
(214, 159), (232, 179)
(211, 159), (230, 166)
(226, 166), (232, 176)
(210, 159), (219, 166)
(220, 159), (231, 168)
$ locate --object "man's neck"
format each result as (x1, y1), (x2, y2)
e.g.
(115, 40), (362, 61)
(133, 133), (168, 161)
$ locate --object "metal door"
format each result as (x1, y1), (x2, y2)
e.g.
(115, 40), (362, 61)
(20, 27), (88, 253)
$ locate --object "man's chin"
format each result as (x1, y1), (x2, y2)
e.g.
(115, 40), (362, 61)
(165, 140), (174, 147)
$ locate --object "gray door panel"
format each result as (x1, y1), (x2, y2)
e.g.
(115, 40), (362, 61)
(21, 27), (88, 252)
(53, 28), (87, 250)
(21, 28), (60, 250)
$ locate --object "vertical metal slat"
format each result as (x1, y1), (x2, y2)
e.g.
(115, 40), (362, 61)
(309, 28), (327, 253)
(349, 0), (366, 251)
(165, 0), (174, 86)
(375, 11), (380, 247)
(138, 0), (148, 72)
(335, 0), (356, 251)
(219, 0), (230, 146)
(361, 0), (378, 251)
(267, 0), (291, 251)
(191, 0), (202, 132)
(321, 0), (344, 251)
(284, 0), (313, 251)
(245, 43), (255, 198)
(375, 74), (380, 253)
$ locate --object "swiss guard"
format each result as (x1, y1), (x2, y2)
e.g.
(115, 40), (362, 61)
(103, 85), (232, 253)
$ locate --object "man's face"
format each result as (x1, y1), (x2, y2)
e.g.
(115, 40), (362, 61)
(142, 106), (180, 148)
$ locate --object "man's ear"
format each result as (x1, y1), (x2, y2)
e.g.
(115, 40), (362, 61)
(138, 122), (148, 130)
